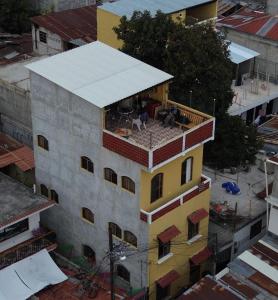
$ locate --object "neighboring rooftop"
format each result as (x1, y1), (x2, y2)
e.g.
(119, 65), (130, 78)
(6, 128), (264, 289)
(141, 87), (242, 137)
(205, 160), (269, 241)
(0, 33), (32, 66)
(217, 8), (278, 41)
(0, 172), (54, 228)
(0, 132), (34, 171)
(31, 5), (97, 43)
(100, 0), (215, 18)
(180, 238), (278, 299)
(26, 41), (173, 108)
(0, 55), (45, 90)
(258, 115), (278, 148)
(228, 41), (259, 64)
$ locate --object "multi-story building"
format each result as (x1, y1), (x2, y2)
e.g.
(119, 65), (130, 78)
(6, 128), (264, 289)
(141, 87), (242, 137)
(97, 0), (218, 49)
(27, 41), (215, 299)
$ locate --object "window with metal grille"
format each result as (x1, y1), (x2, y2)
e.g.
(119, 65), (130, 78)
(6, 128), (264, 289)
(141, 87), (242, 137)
(181, 157), (193, 185)
(82, 207), (94, 224)
(81, 156), (94, 173)
(104, 168), (117, 184)
(37, 135), (49, 150)
(82, 244), (96, 264)
(117, 265), (130, 282)
(124, 231), (137, 247)
(122, 176), (135, 193)
(50, 189), (59, 203)
(151, 173), (163, 202)
(109, 222), (122, 239)
(40, 184), (48, 197)
(39, 31), (47, 43)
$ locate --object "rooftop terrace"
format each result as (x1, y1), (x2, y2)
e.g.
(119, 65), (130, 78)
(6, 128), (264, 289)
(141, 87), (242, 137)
(0, 173), (54, 228)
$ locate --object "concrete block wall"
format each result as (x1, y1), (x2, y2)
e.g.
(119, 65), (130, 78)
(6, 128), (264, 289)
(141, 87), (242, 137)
(0, 80), (33, 147)
(30, 72), (149, 289)
(267, 0), (278, 16)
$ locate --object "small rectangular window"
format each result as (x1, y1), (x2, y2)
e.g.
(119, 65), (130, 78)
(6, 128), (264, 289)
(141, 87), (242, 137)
(188, 220), (199, 240)
(39, 31), (47, 43)
(158, 240), (170, 259)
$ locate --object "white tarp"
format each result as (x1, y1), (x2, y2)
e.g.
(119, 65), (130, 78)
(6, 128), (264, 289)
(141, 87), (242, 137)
(0, 249), (67, 300)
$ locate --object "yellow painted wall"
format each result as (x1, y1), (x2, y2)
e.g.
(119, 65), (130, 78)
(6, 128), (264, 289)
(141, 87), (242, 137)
(140, 82), (169, 104)
(147, 188), (210, 300)
(186, 1), (217, 21)
(97, 8), (123, 49)
(171, 9), (186, 22)
(140, 145), (203, 212)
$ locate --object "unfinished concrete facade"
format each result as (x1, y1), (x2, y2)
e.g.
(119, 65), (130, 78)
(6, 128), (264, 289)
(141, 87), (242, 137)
(30, 71), (149, 288)
(30, 0), (96, 12)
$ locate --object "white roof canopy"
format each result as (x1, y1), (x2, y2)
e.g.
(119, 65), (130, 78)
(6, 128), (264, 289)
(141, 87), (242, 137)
(0, 249), (67, 300)
(26, 41), (173, 108)
(228, 42), (260, 64)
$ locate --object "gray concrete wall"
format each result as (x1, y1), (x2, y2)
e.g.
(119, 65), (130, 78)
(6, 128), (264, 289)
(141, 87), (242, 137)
(0, 80), (33, 147)
(224, 28), (278, 80)
(267, 0), (278, 15)
(30, 72), (149, 289)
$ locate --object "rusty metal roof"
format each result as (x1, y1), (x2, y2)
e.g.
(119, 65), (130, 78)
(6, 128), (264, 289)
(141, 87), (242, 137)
(31, 5), (97, 42)
(0, 133), (34, 171)
(217, 8), (278, 41)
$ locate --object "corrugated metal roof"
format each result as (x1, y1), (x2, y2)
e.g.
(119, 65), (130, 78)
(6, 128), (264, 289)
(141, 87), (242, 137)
(228, 42), (259, 64)
(31, 5), (96, 42)
(100, 0), (215, 18)
(26, 41), (173, 108)
(217, 8), (278, 42)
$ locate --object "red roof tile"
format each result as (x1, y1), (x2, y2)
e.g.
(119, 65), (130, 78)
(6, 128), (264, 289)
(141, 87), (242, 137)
(190, 247), (212, 265)
(217, 8), (278, 42)
(188, 208), (208, 224)
(31, 6), (97, 42)
(156, 270), (180, 288)
(157, 225), (181, 243)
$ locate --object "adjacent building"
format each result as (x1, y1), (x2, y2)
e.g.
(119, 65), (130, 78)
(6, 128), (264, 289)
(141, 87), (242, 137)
(97, 0), (218, 49)
(217, 8), (278, 123)
(27, 41), (215, 299)
(31, 5), (97, 55)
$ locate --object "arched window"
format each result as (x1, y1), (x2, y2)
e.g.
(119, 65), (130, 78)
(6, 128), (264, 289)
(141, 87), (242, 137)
(50, 189), (59, 203)
(122, 176), (135, 193)
(116, 265), (130, 282)
(37, 135), (49, 150)
(82, 207), (94, 224)
(40, 184), (48, 197)
(104, 168), (117, 184)
(151, 173), (163, 202)
(181, 157), (193, 185)
(109, 222), (122, 239)
(81, 156), (94, 173)
(124, 231), (137, 247)
(82, 244), (96, 265)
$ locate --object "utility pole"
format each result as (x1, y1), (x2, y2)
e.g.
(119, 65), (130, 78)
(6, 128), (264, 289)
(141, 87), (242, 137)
(109, 227), (115, 300)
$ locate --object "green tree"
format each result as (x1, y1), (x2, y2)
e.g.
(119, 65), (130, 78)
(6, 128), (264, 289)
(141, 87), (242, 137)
(0, 0), (37, 33)
(114, 11), (262, 168)
(205, 115), (263, 169)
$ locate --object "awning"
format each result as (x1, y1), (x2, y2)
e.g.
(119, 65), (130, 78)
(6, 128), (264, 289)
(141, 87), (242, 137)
(0, 249), (67, 300)
(188, 208), (208, 224)
(0, 145), (34, 171)
(157, 225), (181, 243)
(156, 270), (180, 288)
(190, 247), (212, 266)
(228, 42), (260, 64)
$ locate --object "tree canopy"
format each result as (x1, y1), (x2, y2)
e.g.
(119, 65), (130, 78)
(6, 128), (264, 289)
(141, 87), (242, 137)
(0, 0), (37, 34)
(114, 11), (234, 118)
(114, 11), (262, 169)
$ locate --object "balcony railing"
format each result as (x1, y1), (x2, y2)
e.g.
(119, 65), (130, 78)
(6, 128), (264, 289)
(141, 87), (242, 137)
(0, 228), (57, 270)
(140, 174), (211, 224)
(103, 99), (214, 171)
